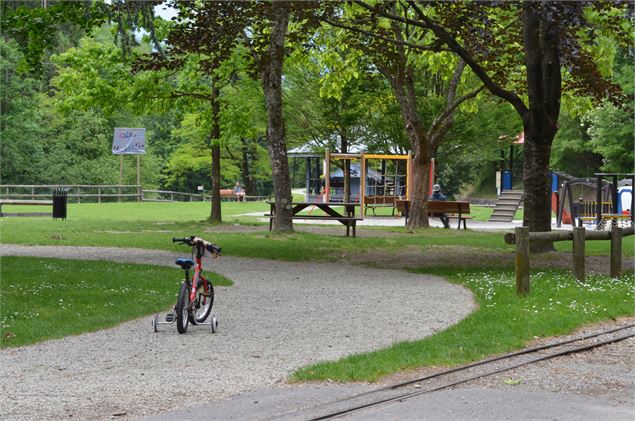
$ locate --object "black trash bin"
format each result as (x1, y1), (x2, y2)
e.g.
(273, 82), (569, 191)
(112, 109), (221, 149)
(52, 188), (69, 220)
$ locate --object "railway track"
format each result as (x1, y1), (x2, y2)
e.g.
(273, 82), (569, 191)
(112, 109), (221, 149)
(272, 323), (635, 421)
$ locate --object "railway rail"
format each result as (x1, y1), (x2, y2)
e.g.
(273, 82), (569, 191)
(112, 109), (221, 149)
(273, 323), (635, 421)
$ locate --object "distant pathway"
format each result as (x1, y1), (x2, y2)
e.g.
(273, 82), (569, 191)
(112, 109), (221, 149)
(0, 245), (475, 420)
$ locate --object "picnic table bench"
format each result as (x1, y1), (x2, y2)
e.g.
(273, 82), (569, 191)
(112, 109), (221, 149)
(0, 199), (53, 217)
(267, 202), (362, 237)
(396, 200), (473, 229)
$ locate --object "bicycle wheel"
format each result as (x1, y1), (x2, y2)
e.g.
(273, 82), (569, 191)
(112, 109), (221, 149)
(190, 279), (214, 324)
(175, 282), (190, 334)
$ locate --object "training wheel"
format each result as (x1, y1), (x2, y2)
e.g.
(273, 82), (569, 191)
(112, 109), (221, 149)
(210, 315), (218, 333)
(152, 314), (159, 332)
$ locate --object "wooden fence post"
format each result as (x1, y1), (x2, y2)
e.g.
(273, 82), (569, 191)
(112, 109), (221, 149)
(515, 227), (530, 296)
(572, 227), (585, 283)
(610, 227), (622, 278)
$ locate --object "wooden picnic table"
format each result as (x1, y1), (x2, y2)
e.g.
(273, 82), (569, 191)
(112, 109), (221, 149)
(267, 202), (362, 237)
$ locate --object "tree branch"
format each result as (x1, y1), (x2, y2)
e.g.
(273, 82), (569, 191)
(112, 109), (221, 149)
(429, 85), (484, 151)
(171, 90), (213, 101)
(405, 0), (528, 118)
(241, 29), (261, 68)
(224, 145), (237, 161)
(321, 17), (448, 53)
(352, 0), (528, 118)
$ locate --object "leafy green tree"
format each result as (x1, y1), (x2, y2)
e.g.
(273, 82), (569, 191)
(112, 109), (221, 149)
(351, 1), (631, 250)
(322, 4), (484, 228)
(150, 1), (335, 231)
(0, 0), (107, 78)
(584, 102), (634, 173)
(552, 48), (634, 177)
(0, 39), (46, 184)
(218, 62), (268, 196)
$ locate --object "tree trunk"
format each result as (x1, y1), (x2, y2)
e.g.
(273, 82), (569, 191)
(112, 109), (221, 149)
(523, 126), (556, 252)
(408, 148), (431, 228)
(262, 3), (293, 232)
(522, 3), (561, 252)
(387, 68), (431, 229)
(209, 80), (222, 223)
(341, 133), (351, 203)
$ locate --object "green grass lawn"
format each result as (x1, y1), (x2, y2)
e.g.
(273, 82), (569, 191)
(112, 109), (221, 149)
(0, 256), (232, 348)
(1, 202), (630, 259)
(292, 268), (634, 382)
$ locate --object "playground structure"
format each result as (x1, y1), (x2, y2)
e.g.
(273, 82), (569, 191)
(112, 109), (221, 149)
(553, 171), (633, 229)
(289, 148), (437, 218)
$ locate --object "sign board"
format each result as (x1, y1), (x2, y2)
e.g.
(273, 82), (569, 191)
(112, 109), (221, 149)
(112, 128), (146, 155)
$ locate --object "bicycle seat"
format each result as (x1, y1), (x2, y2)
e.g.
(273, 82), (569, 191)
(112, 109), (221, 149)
(175, 258), (195, 270)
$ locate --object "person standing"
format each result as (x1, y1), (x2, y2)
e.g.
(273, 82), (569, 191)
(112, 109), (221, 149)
(429, 184), (450, 228)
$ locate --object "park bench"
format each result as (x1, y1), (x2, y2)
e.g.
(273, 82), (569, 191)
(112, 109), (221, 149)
(396, 200), (473, 229)
(363, 195), (397, 216)
(220, 188), (246, 202)
(0, 199), (53, 217)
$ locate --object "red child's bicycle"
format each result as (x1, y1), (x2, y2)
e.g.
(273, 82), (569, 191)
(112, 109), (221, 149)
(152, 236), (221, 334)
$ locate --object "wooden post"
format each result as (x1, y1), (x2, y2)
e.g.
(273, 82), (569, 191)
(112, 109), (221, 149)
(98, 187), (101, 203)
(325, 148), (330, 202)
(360, 153), (366, 210)
(136, 155), (141, 201)
(596, 175), (602, 225)
(610, 227), (623, 278)
(515, 227), (530, 296)
(572, 227), (586, 283)
(119, 156), (124, 203)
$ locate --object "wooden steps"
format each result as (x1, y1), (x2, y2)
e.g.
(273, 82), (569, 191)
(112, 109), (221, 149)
(489, 190), (523, 222)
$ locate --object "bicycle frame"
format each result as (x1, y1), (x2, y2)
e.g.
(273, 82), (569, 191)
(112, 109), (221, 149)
(154, 236), (219, 334)
(188, 243), (211, 311)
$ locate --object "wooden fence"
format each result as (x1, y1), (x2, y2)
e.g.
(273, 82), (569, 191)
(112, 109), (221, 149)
(0, 184), (142, 203)
(0, 185), (272, 203)
(505, 226), (634, 296)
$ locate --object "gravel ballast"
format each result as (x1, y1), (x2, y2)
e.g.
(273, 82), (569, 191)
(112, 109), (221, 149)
(0, 245), (475, 420)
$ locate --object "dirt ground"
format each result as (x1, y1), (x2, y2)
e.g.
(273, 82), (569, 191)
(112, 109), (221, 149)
(352, 244), (634, 274)
(208, 223), (634, 275)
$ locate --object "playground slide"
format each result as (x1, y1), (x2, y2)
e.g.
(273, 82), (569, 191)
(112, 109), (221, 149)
(552, 191), (572, 224)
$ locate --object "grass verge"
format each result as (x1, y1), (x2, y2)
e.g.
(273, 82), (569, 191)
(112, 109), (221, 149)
(291, 267), (634, 382)
(2, 208), (631, 259)
(0, 256), (232, 348)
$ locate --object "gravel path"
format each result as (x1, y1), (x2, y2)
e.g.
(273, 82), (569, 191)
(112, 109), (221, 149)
(0, 245), (475, 420)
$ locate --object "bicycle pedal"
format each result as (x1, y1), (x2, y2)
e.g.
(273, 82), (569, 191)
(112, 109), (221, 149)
(165, 313), (175, 322)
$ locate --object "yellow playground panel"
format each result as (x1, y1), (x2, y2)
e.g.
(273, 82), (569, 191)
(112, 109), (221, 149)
(323, 150), (412, 217)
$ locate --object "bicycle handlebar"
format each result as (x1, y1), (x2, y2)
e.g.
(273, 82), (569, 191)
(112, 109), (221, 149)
(172, 236), (222, 256)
